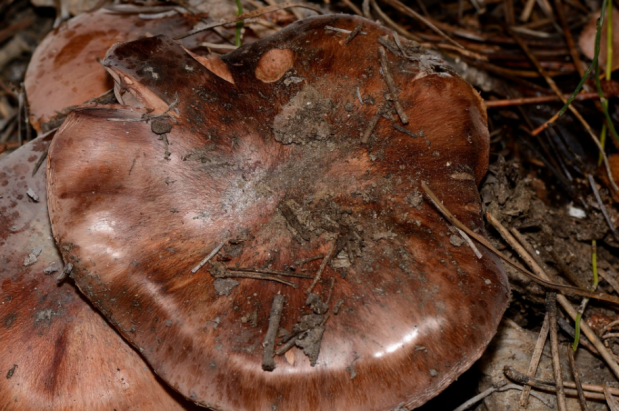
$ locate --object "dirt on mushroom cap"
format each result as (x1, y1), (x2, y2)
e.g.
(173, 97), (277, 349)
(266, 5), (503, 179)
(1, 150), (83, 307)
(46, 15), (508, 411)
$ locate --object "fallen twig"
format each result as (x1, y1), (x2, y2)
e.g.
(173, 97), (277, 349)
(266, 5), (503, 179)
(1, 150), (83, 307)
(518, 313), (550, 409)
(306, 242), (336, 294)
(262, 294), (285, 371)
(546, 292), (568, 411)
(566, 344), (589, 411)
(378, 45), (409, 125)
(175, 2), (322, 40)
(191, 242), (225, 273)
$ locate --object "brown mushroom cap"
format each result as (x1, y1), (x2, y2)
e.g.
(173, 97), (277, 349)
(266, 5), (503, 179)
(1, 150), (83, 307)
(24, 8), (217, 132)
(47, 16), (509, 410)
(0, 137), (198, 410)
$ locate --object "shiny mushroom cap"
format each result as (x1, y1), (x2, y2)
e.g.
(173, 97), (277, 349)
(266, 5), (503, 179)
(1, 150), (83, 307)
(0, 136), (198, 410)
(24, 8), (218, 133)
(47, 15), (509, 411)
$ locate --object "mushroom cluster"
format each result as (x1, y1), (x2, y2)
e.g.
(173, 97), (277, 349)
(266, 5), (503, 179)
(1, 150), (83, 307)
(3, 13), (509, 411)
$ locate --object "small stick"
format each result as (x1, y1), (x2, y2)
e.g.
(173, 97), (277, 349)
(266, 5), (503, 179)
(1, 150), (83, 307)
(343, 24), (363, 45)
(229, 267), (313, 279)
(505, 366), (614, 400)
(370, 0), (424, 43)
(546, 292), (568, 411)
(262, 294), (285, 371)
(294, 254), (324, 267)
(191, 242), (225, 273)
(306, 242), (336, 294)
(566, 344), (590, 411)
(485, 92), (614, 108)
(17, 86), (24, 147)
(392, 123), (417, 138)
(602, 333), (619, 339)
(32, 140), (51, 176)
(518, 313), (550, 409)
(379, 0), (464, 49)
(588, 174), (618, 241)
(325, 277), (335, 305)
(218, 271), (296, 288)
(275, 335), (298, 356)
(603, 383), (620, 411)
(453, 380), (552, 411)
(361, 109), (382, 144)
(378, 45), (409, 125)
(176, 2), (322, 40)
(556, 317), (598, 356)
(341, 0), (363, 16)
(508, 366), (620, 395)
(456, 227), (482, 259)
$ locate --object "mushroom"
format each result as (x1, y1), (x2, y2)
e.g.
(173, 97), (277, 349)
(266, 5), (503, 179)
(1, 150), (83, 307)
(24, 8), (220, 133)
(46, 15), (509, 410)
(0, 136), (199, 410)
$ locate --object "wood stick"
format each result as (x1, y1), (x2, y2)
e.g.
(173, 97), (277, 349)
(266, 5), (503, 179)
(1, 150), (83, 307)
(546, 293), (568, 411)
(566, 344), (590, 411)
(378, 45), (409, 125)
(518, 313), (550, 409)
(262, 294), (285, 371)
(485, 92), (614, 108)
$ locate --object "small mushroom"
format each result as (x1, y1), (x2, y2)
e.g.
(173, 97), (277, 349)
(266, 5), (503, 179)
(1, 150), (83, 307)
(0, 136), (198, 410)
(47, 16), (509, 410)
(24, 8), (220, 132)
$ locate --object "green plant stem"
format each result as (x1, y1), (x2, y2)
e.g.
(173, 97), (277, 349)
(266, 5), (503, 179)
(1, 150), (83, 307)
(234, 0), (244, 47)
(598, 0), (615, 165)
(552, 0), (618, 143)
(573, 240), (599, 351)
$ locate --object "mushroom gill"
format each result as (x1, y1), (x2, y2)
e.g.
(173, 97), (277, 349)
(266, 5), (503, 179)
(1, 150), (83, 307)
(46, 15), (509, 410)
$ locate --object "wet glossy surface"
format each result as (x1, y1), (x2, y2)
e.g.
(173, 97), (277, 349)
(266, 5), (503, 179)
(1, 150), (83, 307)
(25, 9), (218, 132)
(47, 16), (509, 410)
(0, 137), (199, 410)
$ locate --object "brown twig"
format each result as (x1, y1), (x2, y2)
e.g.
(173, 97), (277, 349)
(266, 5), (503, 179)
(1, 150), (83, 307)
(175, 2), (323, 40)
(343, 24), (363, 45)
(306, 242), (336, 294)
(370, 0), (423, 42)
(262, 294), (285, 371)
(227, 266), (313, 279)
(588, 174), (618, 241)
(518, 313), (550, 409)
(546, 292), (568, 411)
(361, 109), (383, 144)
(378, 45), (408, 125)
(603, 383), (620, 411)
(191, 242), (225, 273)
(485, 92), (614, 108)
(340, 0), (363, 16)
(218, 271), (297, 288)
(566, 344), (590, 411)
(379, 0), (464, 49)
(506, 366), (617, 400)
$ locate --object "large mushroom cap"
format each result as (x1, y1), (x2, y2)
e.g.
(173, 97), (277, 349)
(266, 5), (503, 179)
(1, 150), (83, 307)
(0, 137), (197, 410)
(24, 8), (217, 132)
(47, 15), (509, 410)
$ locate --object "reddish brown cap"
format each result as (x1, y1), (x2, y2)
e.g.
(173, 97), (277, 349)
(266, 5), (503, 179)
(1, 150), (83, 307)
(24, 8), (218, 132)
(0, 136), (198, 410)
(47, 16), (508, 410)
